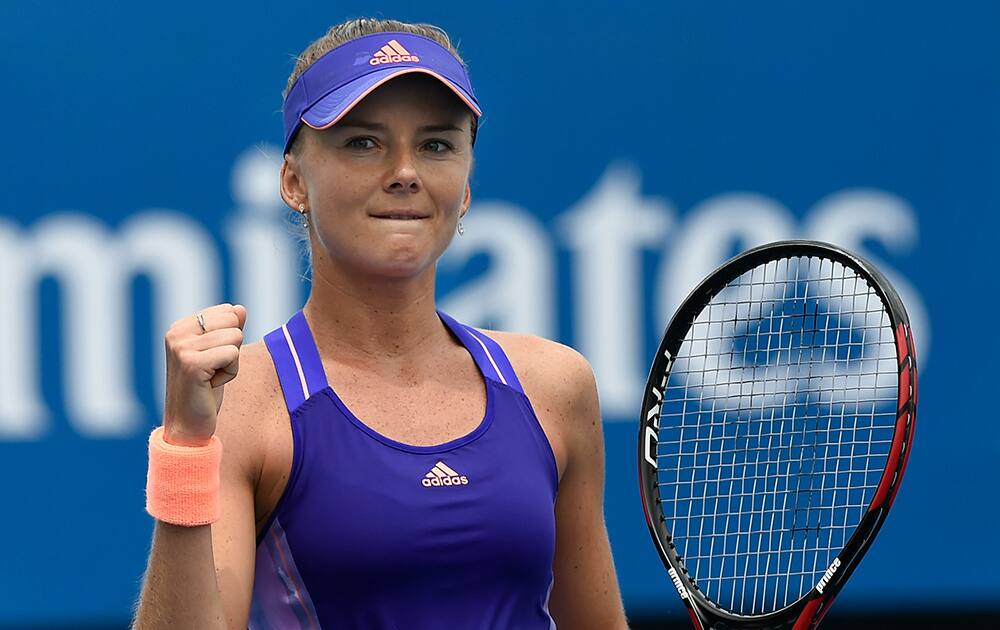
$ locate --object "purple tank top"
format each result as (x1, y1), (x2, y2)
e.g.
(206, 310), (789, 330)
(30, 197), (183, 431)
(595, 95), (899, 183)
(249, 310), (559, 629)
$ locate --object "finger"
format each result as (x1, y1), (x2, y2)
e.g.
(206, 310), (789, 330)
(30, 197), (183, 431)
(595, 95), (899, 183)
(195, 305), (240, 334)
(209, 353), (240, 389)
(233, 304), (248, 331)
(198, 345), (241, 373)
(191, 327), (245, 351)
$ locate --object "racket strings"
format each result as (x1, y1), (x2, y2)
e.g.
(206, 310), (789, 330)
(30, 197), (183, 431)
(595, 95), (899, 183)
(655, 255), (897, 616)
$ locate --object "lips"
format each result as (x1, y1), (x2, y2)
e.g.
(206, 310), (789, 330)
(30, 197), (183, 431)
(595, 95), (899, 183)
(369, 209), (430, 220)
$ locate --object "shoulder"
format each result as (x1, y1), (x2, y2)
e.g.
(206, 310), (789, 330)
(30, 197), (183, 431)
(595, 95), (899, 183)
(479, 330), (597, 404)
(220, 340), (282, 411)
(477, 330), (601, 471)
(214, 340), (286, 484)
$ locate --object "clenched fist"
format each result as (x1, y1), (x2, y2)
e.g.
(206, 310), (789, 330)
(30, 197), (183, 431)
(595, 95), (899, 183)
(162, 303), (247, 446)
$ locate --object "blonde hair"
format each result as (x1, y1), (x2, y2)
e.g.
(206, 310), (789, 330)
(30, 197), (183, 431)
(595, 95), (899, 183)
(283, 17), (478, 154)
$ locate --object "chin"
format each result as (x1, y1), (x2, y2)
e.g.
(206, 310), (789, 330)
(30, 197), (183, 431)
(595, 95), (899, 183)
(320, 231), (450, 281)
(365, 248), (436, 279)
(367, 235), (450, 278)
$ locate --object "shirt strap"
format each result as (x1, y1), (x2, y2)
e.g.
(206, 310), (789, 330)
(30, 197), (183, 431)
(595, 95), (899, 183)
(437, 310), (525, 395)
(263, 311), (329, 413)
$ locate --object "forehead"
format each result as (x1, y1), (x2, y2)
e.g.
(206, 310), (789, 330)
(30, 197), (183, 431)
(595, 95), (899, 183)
(338, 73), (471, 126)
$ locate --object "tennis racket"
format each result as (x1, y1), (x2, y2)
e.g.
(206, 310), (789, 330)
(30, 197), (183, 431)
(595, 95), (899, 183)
(638, 240), (917, 629)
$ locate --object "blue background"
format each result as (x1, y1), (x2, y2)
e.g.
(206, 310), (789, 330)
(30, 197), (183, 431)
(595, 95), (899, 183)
(0, 1), (997, 625)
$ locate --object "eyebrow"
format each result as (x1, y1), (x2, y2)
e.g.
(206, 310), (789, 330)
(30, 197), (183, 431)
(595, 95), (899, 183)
(337, 120), (464, 133)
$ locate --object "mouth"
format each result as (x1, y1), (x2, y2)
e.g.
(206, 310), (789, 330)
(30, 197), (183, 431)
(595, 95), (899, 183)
(369, 209), (431, 220)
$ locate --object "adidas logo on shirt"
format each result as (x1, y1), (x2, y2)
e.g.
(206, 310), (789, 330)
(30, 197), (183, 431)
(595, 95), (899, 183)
(369, 40), (420, 65)
(422, 461), (469, 487)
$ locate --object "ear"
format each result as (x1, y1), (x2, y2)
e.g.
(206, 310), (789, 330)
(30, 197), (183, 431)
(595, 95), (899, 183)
(280, 154), (308, 211)
(460, 182), (471, 218)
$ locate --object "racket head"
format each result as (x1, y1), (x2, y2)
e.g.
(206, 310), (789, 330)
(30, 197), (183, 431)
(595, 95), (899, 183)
(638, 240), (917, 629)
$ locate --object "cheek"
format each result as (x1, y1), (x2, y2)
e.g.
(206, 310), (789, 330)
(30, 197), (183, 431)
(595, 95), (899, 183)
(430, 169), (471, 214)
(307, 169), (373, 223)
(315, 167), (360, 200)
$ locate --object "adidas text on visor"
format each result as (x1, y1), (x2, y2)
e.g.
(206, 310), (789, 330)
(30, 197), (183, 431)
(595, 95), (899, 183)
(282, 32), (483, 154)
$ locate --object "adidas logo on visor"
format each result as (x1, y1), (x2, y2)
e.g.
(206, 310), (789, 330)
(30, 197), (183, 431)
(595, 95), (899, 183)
(422, 461), (469, 487)
(369, 40), (420, 65)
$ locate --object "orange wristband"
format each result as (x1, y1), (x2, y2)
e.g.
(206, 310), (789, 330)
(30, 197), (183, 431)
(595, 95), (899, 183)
(145, 426), (223, 527)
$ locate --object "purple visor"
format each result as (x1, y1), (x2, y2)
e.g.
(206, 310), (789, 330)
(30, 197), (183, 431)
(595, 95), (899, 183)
(282, 32), (483, 154)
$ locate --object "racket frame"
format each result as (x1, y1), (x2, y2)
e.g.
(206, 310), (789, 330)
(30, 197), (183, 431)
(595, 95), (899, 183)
(638, 240), (917, 630)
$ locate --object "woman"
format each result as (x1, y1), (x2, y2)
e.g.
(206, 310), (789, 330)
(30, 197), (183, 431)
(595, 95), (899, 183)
(134, 18), (628, 629)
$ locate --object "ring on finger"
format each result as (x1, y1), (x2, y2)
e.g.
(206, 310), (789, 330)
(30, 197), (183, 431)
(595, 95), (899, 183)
(195, 312), (207, 334)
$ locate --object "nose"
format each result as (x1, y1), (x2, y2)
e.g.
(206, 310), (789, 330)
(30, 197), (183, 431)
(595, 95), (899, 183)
(385, 147), (421, 193)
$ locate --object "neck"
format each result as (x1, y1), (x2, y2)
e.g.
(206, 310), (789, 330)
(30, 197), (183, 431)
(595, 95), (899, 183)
(303, 260), (447, 362)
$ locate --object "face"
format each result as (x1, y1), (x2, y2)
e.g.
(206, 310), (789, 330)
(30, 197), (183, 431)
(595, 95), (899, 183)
(281, 73), (474, 281)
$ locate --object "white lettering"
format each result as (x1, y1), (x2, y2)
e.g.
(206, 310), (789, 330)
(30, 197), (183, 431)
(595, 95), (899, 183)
(658, 192), (795, 327)
(227, 145), (302, 342)
(816, 557), (841, 594)
(0, 211), (219, 439)
(643, 425), (659, 468)
(0, 149), (931, 441)
(559, 164), (674, 419)
(421, 475), (469, 487)
(121, 212), (222, 416)
(31, 214), (142, 437)
(806, 189), (929, 366)
(0, 218), (48, 438)
(441, 202), (555, 338)
(668, 567), (689, 599)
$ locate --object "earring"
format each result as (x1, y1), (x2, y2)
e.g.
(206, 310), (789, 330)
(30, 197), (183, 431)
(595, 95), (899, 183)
(298, 203), (309, 228)
(457, 221), (465, 236)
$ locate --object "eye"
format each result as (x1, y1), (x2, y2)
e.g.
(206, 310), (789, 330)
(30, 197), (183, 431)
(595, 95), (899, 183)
(346, 136), (377, 150)
(423, 139), (454, 153)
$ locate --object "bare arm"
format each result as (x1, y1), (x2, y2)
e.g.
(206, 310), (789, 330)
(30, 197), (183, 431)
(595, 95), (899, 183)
(134, 522), (227, 629)
(132, 305), (261, 630)
(545, 349), (629, 629)
(133, 428), (258, 629)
